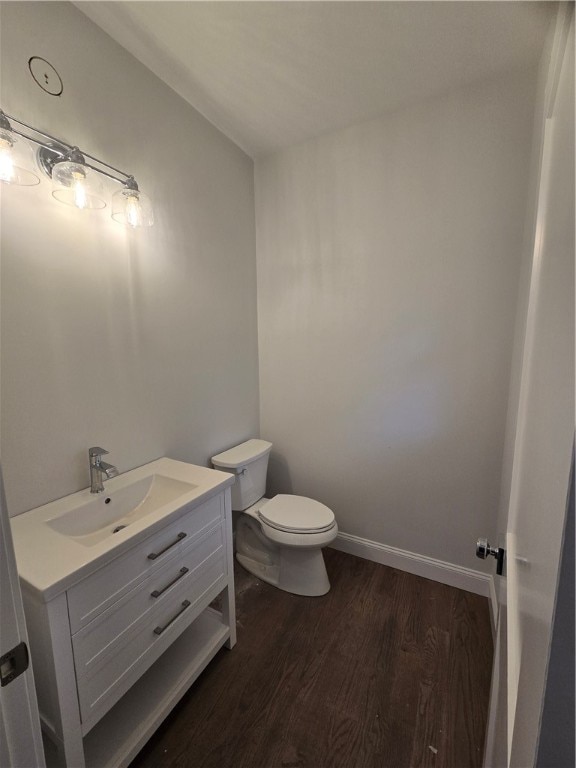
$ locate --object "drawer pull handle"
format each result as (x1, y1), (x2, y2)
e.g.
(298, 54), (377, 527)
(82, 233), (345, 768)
(148, 532), (187, 560)
(153, 600), (191, 635)
(151, 567), (189, 598)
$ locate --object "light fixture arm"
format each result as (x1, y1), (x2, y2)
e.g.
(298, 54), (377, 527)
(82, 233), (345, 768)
(1, 109), (73, 152)
(81, 151), (132, 182)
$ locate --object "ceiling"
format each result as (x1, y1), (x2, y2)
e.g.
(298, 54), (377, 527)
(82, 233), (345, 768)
(78, 1), (554, 158)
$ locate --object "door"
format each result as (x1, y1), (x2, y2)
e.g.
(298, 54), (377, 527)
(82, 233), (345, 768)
(485, 6), (574, 767)
(0, 465), (45, 768)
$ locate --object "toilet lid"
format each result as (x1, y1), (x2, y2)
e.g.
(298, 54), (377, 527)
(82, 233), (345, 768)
(258, 495), (335, 533)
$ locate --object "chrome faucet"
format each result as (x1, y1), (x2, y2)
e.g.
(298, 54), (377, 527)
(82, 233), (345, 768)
(89, 447), (119, 493)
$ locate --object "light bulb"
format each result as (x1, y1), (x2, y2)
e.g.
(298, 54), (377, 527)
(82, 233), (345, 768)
(0, 136), (15, 183)
(0, 127), (40, 186)
(51, 159), (105, 209)
(112, 184), (154, 228)
(124, 192), (142, 227)
(71, 170), (87, 210)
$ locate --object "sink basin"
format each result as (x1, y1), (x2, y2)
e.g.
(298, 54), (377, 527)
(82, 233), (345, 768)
(46, 474), (198, 547)
(10, 457), (235, 602)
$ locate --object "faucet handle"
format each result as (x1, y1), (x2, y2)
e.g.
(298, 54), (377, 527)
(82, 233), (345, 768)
(89, 447), (109, 458)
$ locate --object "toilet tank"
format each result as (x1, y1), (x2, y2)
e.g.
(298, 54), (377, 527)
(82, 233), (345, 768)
(211, 439), (273, 511)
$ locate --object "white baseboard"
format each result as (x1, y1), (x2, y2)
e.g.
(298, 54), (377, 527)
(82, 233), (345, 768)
(331, 531), (494, 607)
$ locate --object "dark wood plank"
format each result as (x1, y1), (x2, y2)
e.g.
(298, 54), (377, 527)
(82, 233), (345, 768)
(129, 548), (493, 768)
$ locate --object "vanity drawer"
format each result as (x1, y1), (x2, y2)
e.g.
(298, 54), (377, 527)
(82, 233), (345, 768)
(72, 523), (225, 673)
(67, 493), (223, 632)
(75, 557), (226, 729)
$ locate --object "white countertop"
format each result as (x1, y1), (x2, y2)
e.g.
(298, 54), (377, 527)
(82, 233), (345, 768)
(10, 458), (234, 602)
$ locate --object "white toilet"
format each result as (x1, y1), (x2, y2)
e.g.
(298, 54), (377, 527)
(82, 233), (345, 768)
(211, 439), (338, 596)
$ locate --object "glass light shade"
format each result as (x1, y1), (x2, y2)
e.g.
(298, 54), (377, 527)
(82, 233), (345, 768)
(0, 129), (40, 186)
(111, 187), (154, 228)
(51, 161), (106, 209)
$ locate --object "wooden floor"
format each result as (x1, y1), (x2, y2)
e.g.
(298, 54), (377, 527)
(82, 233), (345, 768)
(130, 548), (493, 768)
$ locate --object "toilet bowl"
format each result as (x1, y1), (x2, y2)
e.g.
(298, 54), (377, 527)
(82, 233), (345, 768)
(211, 440), (338, 596)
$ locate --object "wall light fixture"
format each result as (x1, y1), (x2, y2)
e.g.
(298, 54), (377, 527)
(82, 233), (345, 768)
(0, 109), (154, 227)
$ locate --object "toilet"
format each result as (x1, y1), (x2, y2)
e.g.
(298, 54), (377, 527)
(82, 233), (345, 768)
(211, 439), (338, 596)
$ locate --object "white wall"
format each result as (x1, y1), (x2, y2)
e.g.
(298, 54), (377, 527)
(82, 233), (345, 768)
(0, 2), (259, 516)
(256, 69), (537, 571)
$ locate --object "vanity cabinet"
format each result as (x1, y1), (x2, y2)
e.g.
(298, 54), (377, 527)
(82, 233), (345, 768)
(14, 470), (236, 768)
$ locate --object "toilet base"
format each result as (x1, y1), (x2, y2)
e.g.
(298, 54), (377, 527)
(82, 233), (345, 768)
(236, 549), (331, 597)
(236, 552), (280, 588)
(235, 514), (332, 596)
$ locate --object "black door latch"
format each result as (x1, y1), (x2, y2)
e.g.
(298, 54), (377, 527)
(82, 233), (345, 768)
(0, 641), (29, 687)
(476, 538), (506, 576)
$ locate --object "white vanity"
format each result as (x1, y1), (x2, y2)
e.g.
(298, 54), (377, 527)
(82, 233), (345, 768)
(10, 458), (236, 768)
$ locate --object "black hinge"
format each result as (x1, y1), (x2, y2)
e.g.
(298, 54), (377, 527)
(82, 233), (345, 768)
(0, 641), (29, 687)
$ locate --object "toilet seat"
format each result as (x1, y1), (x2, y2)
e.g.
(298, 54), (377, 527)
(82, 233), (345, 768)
(258, 494), (335, 534)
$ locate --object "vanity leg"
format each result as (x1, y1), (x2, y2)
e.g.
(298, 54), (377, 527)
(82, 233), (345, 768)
(223, 583), (237, 648)
(222, 489), (237, 648)
(45, 731), (84, 768)
(60, 731), (85, 768)
(37, 594), (86, 768)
